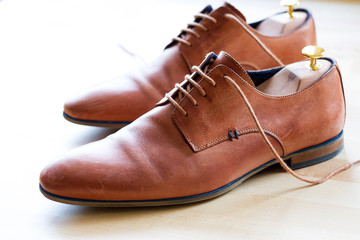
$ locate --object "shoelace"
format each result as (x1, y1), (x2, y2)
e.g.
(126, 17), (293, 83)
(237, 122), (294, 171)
(166, 67), (360, 184)
(224, 13), (284, 66)
(165, 64), (214, 116)
(172, 13), (217, 47)
(172, 12), (283, 66)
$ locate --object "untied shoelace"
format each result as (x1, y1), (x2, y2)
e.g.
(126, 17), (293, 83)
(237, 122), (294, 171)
(166, 65), (360, 184)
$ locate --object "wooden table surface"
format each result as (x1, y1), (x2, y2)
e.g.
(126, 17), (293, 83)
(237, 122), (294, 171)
(1, 0), (359, 239)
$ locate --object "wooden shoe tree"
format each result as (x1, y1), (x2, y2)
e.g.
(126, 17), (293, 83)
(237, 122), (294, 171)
(257, 46), (330, 96)
(256, 0), (307, 36)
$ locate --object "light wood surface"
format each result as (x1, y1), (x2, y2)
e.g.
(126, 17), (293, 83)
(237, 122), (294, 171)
(1, 0), (359, 239)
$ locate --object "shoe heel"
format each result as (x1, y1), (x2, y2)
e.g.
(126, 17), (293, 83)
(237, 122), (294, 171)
(286, 131), (344, 170)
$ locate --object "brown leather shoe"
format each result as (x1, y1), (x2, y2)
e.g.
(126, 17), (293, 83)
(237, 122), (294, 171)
(63, 2), (316, 127)
(40, 50), (347, 207)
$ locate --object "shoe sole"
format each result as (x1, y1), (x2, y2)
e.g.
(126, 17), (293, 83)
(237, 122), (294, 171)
(40, 131), (344, 207)
(63, 112), (131, 128)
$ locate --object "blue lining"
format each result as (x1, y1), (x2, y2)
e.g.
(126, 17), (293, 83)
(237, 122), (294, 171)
(249, 8), (311, 29)
(40, 131), (343, 204)
(63, 112), (132, 126)
(248, 57), (336, 87)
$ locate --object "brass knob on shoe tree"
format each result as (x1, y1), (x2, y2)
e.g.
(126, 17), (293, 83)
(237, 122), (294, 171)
(302, 45), (325, 71)
(281, 0), (300, 18)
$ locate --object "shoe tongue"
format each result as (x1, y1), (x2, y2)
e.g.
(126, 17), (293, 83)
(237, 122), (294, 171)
(210, 51), (255, 87)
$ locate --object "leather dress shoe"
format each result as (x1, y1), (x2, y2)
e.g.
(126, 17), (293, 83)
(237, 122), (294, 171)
(40, 50), (347, 206)
(63, 2), (317, 127)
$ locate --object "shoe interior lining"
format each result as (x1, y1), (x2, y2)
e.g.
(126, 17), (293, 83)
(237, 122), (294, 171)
(248, 59), (333, 96)
(251, 9), (309, 37)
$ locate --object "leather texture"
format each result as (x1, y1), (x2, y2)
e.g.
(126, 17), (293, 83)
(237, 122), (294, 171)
(41, 52), (345, 201)
(64, 3), (317, 124)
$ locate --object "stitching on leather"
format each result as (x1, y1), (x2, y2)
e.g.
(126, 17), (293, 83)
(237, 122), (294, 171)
(171, 57), (256, 108)
(263, 129), (286, 156)
(215, 65), (256, 89)
(171, 59), (336, 154)
(172, 65), (238, 151)
(201, 66), (242, 148)
(195, 136), (229, 151)
(172, 110), (194, 148)
(202, 90), (237, 145)
(239, 128), (286, 156)
(173, 65), (256, 151)
(174, 62), (223, 107)
(211, 11), (271, 70)
(235, 128), (286, 155)
(222, 52), (255, 84)
(198, 10), (259, 71)
(194, 128), (286, 154)
(265, 129), (287, 156)
(173, 62), (327, 152)
(187, 65), (287, 153)
(237, 62), (259, 71)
